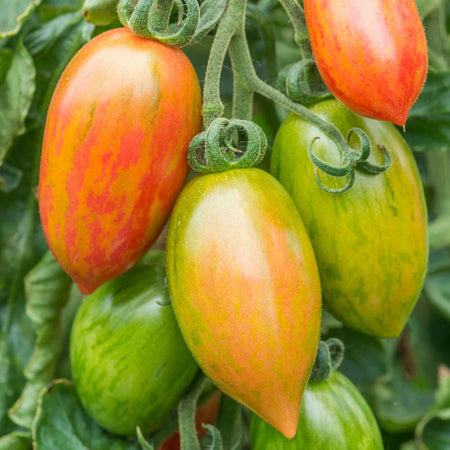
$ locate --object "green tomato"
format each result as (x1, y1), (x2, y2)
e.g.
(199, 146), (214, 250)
(271, 99), (428, 338)
(70, 252), (198, 436)
(250, 371), (383, 449)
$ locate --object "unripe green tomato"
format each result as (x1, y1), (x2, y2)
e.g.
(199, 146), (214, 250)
(271, 99), (427, 338)
(70, 254), (198, 436)
(251, 371), (383, 449)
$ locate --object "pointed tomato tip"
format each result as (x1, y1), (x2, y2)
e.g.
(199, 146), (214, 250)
(265, 409), (299, 439)
(281, 426), (298, 440)
(75, 281), (97, 296)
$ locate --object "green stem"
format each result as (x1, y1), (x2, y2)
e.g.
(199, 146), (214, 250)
(278, 0), (311, 59)
(228, 5), (255, 121)
(253, 76), (346, 146)
(202, 0), (244, 127)
(178, 374), (213, 450)
(227, 23), (347, 148)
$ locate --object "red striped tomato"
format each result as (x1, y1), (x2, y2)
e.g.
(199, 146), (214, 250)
(39, 28), (201, 294)
(166, 168), (322, 439)
(304, 0), (428, 125)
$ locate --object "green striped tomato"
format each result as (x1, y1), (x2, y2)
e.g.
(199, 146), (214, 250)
(166, 168), (322, 439)
(70, 252), (199, 436)
(271, 99), (428, 338)
(250, 371), (383, 449)
(39, 27), (201, 294)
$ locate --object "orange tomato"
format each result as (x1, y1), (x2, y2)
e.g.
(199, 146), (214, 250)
(304, 0), (428, 125)
(39, 28), (201, 294)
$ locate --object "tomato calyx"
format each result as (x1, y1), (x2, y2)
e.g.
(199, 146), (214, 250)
(277, 60), (331, 107)
(117, 0), (226, 47)
(308, 127), (392, 194)
(188, 118), (267, 173)
(309, 338), (344, 383)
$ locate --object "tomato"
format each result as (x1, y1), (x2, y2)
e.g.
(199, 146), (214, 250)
(250, 371), (383, 449)
(159, 391), (221, 450)
(271, 99), (427, 338)
(70, 252), (199, 436)
(304, 0), (428, 126)
(39, 27), (202, 294)
(166, 168), (322, 439)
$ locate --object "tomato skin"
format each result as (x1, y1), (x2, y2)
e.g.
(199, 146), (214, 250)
(304, 0), (427, 125)
(166, 168), (322, 439)
(250, 371), (383, 449)
(271, 99), (427, 338)
(70, 254), (199, 436)
(39, 27), (202, 294)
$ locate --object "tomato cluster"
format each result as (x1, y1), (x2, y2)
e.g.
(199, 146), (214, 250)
(38, 2), (428, 445)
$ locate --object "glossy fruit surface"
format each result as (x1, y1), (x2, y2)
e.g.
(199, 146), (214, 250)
(39, 27), (202, 294)
(166, 168), (322, 439)
(271, 99), (427, 338)
(250, 371), (383, 449)
(304, 0), (428, 125)
(70, 252), (199, 436)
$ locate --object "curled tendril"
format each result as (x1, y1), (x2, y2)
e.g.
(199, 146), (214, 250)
(308, 127), (392, 194)
(277, 60), (330, 107)
(188, 118), (267, 174)
(117, 0), (226, 47)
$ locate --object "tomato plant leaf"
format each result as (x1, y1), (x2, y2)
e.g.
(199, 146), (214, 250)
(417, 410), (450, 449)
(425, 253), (450, 320)
(321, 327), (388, 395)
(0, 49), (13, 85)
(415, 0), (443, 20)
(404, 71), (450, 151)
(0, 430), (31, 450)
(32, 380), (142, 450)
(0, 163), (23, 193)
(37, 0), (85, 22)
(0, 39), (35, 169)
(0, 0), (41, 38)
(8, 251), (73, 430)
(190, 0), (227, 45)
(0, 7), (91, 442)
(372, 313), (438, 433)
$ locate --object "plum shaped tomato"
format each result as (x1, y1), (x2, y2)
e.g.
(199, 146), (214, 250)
(166, 168), (322, 439)
(271, 99), (428, 338)
(250, 371), (383, 449)
(304, 0), (428, 126)
(39, 27), (202, 294)
(70, 252), (199, 436)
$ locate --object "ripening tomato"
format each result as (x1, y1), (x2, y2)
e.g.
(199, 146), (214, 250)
(304, 0), (428, 125)
(39, 27), (201, 294)
(271, 99), (428, 338)
(166, 168), (322, 439)
(70, 252), (199, 436)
